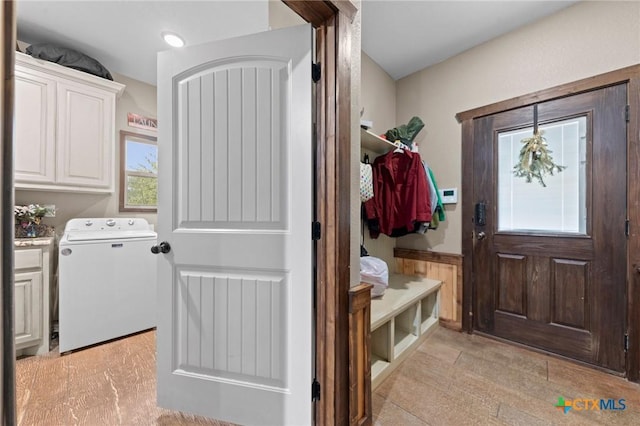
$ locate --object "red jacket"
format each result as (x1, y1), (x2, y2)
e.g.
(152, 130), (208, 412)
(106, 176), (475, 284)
(364, 149), (431, 238)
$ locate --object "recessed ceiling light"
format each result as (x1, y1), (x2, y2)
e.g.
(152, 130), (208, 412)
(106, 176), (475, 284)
(162, 32), (185, 48)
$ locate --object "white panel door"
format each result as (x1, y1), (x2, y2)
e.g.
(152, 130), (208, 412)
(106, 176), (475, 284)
(157, 24), (313, 425)
(14, 68), (56, 184)
(56, 82), (113, 189)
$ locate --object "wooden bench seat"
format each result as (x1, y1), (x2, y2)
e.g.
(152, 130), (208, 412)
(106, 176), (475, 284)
(370, 274), (442, 389)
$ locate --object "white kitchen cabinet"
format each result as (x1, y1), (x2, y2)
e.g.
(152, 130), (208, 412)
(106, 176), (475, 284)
(14, 238), (54, 356)
(14, 270), (42, 350)
(56, 81), (113, 188)
(14, 69), (56, 184)
(14, 52), (125, 193)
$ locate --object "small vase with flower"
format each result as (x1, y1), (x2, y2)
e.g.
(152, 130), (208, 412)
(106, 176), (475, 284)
(14, 204), (53, 238)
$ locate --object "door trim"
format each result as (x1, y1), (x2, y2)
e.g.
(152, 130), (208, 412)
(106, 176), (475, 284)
(457, 64), (640, 381)
(283, 1), (356, 423)
(2, 1), (17, 424)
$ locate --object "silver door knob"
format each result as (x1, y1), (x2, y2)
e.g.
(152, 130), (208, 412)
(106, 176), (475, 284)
(477, 231), (486, 240)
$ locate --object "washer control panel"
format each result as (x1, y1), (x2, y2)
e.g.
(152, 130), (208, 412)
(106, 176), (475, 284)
(66, 218), (152, 233)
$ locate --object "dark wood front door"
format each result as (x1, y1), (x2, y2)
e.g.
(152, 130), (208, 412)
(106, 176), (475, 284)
(473, 84), (628, 372)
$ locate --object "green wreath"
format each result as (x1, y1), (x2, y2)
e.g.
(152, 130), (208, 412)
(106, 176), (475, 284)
(513, 130), (566, 187)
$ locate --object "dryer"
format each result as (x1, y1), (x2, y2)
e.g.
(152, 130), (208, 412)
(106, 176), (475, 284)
(58, 218), (157, 352)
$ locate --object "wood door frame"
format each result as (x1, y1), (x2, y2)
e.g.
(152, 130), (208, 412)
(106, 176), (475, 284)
(283, 1), (356, 424)
(1, 0), (357, 423)
(2, 1), (17, 423)
(457, 65), (640, 381)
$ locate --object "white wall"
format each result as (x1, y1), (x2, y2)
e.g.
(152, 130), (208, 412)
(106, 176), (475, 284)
(15, 72), (158, 235)
(360, 52), (397, 272)
(395, 0), (640, 254)
(268, 0), (304, 29)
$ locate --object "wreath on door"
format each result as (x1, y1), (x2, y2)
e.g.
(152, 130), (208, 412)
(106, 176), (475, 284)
(513, 105), (566, 187)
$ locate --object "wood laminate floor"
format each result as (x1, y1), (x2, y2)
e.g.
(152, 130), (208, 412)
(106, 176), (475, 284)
(16, 330), (231, 426)
(373, 327), (640, 425)
(16, 327), (640, 425)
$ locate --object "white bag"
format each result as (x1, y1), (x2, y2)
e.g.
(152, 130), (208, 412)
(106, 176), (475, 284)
(360, 163), (374, 202)
(360, 256), (389, 297)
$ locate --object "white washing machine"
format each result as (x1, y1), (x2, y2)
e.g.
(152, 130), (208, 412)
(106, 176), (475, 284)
(58, 218), (157, 352)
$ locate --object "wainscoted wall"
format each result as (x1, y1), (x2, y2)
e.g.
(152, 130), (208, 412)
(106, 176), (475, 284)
(394, 248), (462, 330)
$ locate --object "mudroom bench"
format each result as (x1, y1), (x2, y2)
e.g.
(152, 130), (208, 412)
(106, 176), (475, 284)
(370, 275), (442, 389)
(348, 275), (442, 423)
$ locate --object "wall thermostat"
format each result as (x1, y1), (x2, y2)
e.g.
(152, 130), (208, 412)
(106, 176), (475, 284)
(439, 188), (458, 204)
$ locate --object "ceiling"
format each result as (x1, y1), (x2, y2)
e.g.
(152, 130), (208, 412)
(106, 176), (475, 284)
(362, 0), (577, 80)
(17, 1), (577, 85)
(16, 0), (270, 85)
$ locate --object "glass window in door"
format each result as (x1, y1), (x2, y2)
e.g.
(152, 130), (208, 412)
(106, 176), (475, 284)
(497, 116), (587, 234)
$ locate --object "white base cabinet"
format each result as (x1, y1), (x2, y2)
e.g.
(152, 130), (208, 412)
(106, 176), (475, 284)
(14, 271), (42, 350)
(14, 238), (54, 356)
(370, 274), (442, 389)
(14, 52), (125, 193)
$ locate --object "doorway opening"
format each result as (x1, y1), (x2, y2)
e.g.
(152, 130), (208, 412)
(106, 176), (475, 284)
(3, 1), (357, 423)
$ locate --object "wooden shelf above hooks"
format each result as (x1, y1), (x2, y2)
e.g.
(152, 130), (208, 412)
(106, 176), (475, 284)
(361, 128), (397, 154)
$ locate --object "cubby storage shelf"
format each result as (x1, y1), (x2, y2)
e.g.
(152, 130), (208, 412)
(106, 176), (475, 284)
(370, 274), (442, 389)
(371, 274), (441, 330)
(371, 354), (390, 379)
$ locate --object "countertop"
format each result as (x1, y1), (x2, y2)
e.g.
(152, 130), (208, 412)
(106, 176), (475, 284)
(14, 237), (55, 248)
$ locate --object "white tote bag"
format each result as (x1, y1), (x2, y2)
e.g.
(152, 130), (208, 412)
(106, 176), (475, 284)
(360, 162), (374, 202)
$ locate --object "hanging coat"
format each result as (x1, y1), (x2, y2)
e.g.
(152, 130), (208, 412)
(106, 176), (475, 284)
(364, 149), (431, 238)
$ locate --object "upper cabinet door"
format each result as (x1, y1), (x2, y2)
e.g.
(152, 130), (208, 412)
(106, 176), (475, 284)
(14, 68), (56, 184)
(13, 52), (124, 193)
(55, 82), (114, 190)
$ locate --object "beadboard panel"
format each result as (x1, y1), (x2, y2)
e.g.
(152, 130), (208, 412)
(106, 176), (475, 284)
(174, 268), (288, 389)
(394, 248), (463, 330)
(176, 59), (289, 230)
